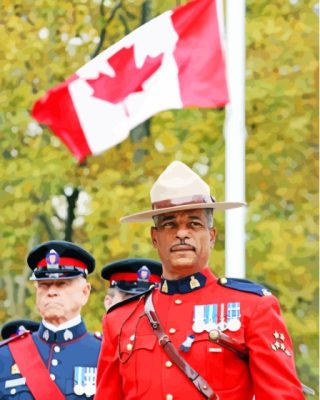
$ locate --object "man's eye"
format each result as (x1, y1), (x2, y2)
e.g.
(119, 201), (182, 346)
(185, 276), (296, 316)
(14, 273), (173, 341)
(161, 222), (175, 228)
(190, 221), (202, 227)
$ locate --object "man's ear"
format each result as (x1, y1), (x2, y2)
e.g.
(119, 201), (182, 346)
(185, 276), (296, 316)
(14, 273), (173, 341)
(104, 294), (113, 312)
(151, 226), (158, 248)
(209, 227), (217, 248)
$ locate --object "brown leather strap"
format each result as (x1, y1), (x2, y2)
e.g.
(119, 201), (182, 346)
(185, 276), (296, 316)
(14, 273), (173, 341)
(144, 293), (218, 400)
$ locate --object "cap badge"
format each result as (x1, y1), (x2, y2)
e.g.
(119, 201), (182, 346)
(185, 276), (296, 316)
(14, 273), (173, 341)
(137, 266), (151, 282)
(46, 249), (60, 268)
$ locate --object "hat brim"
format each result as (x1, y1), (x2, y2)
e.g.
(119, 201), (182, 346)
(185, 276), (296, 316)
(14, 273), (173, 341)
(120, 201), (246, 223)
(29, 271), (86, 281)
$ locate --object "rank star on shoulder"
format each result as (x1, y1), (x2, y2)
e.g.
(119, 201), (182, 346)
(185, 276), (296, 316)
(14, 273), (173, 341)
(273, 331), (280, 339)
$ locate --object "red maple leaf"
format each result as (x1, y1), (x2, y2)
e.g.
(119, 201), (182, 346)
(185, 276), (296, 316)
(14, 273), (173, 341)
(86, 45), (164, 104)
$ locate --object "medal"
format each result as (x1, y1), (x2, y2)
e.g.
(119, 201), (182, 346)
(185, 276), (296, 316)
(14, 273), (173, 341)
(226, 302), (241, 332)
(74, 384), (85, 396)
(205, 304), (218, 332)
(192, 305), (206, 333)
(217, 303), (228, 331)
(74, 367), (97, 397)
(227, 319), (241, 332)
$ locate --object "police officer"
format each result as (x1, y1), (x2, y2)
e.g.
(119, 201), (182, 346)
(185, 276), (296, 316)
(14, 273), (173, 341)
(0, 240), (101, 399)
(101, 258), (162, 310)
(95, 161), (304, 399)
(1, 320), (40, 340)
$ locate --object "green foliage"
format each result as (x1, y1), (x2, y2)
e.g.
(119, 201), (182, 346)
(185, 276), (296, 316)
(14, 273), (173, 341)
(0, 0), (318, 393)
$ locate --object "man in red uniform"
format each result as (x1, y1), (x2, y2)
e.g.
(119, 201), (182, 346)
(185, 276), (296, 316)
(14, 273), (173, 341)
(96, 161), (304, 400)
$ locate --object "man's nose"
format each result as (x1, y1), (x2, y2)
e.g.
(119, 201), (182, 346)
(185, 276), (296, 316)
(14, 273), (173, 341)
(47, 284), (58, 296)
(176, 225), (190, 240)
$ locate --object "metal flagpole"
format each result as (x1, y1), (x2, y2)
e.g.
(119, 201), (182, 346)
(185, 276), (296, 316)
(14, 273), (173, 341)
(224, 0), (247, 278)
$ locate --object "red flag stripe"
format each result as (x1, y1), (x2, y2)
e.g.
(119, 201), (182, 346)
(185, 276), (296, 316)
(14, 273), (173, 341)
(172, 0), (228, 107)
(32, 75), (91, 161)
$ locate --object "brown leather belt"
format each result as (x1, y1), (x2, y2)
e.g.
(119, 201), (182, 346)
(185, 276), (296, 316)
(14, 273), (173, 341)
(144, 292), (218, 400)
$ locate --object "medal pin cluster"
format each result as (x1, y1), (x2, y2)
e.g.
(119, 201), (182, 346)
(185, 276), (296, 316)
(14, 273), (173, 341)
(183, 302), (246, 357)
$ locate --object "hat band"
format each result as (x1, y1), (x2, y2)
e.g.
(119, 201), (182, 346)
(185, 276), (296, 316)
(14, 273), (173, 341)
(110, 272), (161, 283)
(37, 257), (87, 270)
(152, 195), (216, 210)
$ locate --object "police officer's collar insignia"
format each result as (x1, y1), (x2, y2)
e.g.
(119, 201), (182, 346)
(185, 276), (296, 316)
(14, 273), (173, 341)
(190, 275), (200, 289)
(161, 280), (168, 293)
(38, 321), (87, 343)
(74, 366), (97, 397)
(63, 329), (73, 341)
(271, 331), (291, 357)
(46, 249), (60, 268)
(11, 363), (20, 375)
(42, 329), (49, 341)
(160, 272), (206, 295)
(137, 265), (151, 282)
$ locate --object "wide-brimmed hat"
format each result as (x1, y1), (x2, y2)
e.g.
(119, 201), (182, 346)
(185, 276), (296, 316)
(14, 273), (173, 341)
(27, 240), (95, 281)
(120, 161), (246, 223)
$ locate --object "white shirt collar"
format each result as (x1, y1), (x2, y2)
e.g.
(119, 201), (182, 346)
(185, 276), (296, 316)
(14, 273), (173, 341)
(42, 315), (82, 332)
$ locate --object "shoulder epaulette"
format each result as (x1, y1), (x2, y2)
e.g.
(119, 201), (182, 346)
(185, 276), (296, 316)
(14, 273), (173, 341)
(107, 286), (155, 314)
(0, 330), (31, 348)
(218, 277), (272, 297)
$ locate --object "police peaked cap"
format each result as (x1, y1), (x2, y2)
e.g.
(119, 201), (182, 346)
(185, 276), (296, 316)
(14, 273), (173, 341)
(101, 258), (162, 295)
(27, 240), (95, 281)
(1, 319), (40, 340)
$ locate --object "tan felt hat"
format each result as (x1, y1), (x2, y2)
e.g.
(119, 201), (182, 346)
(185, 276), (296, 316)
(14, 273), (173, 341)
(120, 161), (246, 223)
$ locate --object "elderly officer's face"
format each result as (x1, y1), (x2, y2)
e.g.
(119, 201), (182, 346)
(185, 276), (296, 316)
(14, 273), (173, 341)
(151, 209), (216, 279)
(35, 277), (91, 326)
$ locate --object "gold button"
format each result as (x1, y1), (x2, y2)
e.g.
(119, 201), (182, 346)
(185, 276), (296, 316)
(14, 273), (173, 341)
(130, 334), (135, 341)
(174, 299), (182, 305)
(219, 277), (228, 285)
(165, 360), (173, 368)
(169, 328), (176, 334)
(166, 394), (174, 400)
(126, 343), (133, 351)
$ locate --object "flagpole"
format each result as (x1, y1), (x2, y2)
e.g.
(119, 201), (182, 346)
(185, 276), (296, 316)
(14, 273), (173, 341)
(224, 0), (247, 278)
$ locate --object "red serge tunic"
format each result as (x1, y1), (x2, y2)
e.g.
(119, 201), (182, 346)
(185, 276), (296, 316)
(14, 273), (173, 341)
(96, 268), (304, 400)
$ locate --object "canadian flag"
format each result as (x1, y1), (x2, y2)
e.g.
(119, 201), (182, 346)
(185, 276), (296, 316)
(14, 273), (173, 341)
(32, 0), (228, 161)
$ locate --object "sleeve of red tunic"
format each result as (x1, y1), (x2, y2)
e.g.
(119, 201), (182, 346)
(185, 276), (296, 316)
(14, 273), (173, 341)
(95, 314), (124, 400)
(246, 294), (305, 399)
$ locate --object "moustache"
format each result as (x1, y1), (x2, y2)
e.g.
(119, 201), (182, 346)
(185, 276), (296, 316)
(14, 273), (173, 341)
(170, 240), (196, 252)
